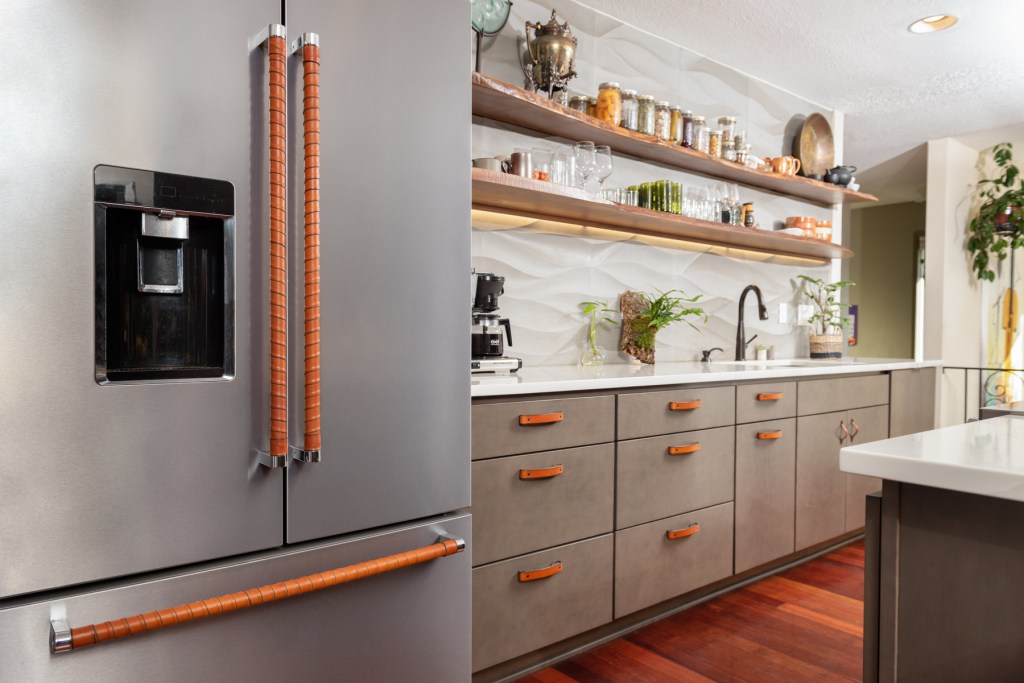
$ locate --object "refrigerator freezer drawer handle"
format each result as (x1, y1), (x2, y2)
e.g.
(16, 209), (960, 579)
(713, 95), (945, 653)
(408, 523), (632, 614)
(49, 536), (465, 654)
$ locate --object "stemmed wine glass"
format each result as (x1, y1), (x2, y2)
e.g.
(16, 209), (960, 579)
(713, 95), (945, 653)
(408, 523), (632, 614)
(573, 141), (597, 194)
(593, 145), (614, 191)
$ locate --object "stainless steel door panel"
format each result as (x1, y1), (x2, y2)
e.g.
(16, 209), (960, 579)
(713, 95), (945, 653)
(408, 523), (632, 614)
(284, 0), (471, 541)
(0, 1), (282, 598)
(0, 514), (470, 682)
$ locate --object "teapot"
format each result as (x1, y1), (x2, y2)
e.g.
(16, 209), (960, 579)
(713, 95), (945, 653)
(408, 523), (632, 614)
(520, 10), (578, 96)
(824, 165), (857, 187)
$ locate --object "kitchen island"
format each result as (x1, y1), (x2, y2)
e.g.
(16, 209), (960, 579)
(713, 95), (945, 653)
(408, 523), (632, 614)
(841, 416), (1024, 682)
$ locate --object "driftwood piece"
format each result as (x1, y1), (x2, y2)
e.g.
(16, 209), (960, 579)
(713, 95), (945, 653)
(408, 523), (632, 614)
(619, 291), (656, 364)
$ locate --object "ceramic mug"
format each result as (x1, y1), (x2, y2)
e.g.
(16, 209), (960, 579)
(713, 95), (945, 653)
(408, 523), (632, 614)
(769, 156), (801, 175)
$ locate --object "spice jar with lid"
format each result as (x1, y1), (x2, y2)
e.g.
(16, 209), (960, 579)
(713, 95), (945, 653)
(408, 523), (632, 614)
(585, 97), (598, 118)
(692, 116), (708, 153)
(723, 139), (736, 162)
(717, 116), (737, 145)
(637, 95), (656, 136)
(596, 82), (622, 126)
(654, 101), (671, 140)
(669, 106), (684, 144)
(569, 95), (589, 113)
(709, 129), (722, 158)
(736, 144), (750, 166)
(620, 89), (639, 131)
(681, 110), (695, 148)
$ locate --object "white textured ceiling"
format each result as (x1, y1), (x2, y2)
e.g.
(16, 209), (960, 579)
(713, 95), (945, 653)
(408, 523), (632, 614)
(579, 0), (1024, 201)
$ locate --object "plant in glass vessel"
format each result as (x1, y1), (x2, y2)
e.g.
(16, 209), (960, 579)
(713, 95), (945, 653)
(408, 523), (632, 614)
(579, 300), (616, 366)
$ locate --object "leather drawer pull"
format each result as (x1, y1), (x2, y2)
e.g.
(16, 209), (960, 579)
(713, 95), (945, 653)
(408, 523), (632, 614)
(757, 392), (784, 401)
(757, 430), (783, 440)
(666, 524), (700, 540)
(519, 411), (564, 426)
(668, 442), (701, 455)
(519, 464), (564, 480)
(668, 400), (702, 411)
(518, 561), (563, 582)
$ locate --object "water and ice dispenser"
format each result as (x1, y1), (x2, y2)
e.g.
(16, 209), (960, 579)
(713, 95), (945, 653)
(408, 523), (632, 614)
(94, 165), (234, 382)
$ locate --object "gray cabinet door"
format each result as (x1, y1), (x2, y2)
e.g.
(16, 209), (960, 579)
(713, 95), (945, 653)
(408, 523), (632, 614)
(284, 0), (471, 542)
(890, 367), (937, 437)
(796, 411), (847, 549)
(0, 0), (283, 599)
(844, 405), (889, 532)
(735, 419), (796, 573)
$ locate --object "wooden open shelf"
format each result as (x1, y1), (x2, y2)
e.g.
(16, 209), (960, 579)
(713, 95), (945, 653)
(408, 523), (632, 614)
(472, 73), (878, 208)
(472, 168), (853, 262)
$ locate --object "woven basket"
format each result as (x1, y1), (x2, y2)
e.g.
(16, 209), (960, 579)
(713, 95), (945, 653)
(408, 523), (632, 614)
(809, 334), (843, 359)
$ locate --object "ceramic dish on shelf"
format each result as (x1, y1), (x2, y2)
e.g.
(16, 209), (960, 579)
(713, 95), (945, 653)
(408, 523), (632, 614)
(779, 227), (806, 236)
(793, 113), (835, 178)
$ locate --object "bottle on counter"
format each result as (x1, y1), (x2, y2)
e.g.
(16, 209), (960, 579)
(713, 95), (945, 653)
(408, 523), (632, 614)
(620, 89), (639, 131)
(596, 82), (622, 126)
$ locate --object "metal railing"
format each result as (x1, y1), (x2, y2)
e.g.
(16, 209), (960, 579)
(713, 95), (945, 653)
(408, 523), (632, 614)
(943, 366), (1024, 423)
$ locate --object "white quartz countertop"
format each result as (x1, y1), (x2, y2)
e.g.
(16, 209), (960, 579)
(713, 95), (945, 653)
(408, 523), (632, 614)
(840, 416), (1024, 503)
(471, 358), (940, 397)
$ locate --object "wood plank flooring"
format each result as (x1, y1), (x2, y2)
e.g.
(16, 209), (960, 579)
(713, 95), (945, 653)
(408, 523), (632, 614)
(517, 541), (865, 683)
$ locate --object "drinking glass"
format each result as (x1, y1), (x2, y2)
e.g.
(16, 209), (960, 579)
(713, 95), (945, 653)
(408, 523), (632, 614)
(593, 145), (614, 189)
(531, 148), (553, 182)
(574, 141), (597, 194)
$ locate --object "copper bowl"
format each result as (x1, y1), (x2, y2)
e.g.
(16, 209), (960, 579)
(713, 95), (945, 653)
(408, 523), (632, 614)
(793, 113), (835, 178)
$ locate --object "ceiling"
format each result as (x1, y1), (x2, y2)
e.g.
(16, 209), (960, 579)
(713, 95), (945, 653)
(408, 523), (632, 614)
(579, 0), (1024, 203)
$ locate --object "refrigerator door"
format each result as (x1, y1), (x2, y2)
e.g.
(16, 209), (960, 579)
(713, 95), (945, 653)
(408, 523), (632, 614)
(284, 0), (471, 541)
(0, 514), (470, 682)
(0, 1), (282, 598)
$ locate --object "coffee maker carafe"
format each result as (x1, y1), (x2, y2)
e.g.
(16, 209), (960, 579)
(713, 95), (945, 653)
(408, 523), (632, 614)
(471, 272), (522, 373)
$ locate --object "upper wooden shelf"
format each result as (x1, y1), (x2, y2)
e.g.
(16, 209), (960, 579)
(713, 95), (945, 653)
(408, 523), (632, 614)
(472, 168), (853, 262)
(472, 73), (878, 208)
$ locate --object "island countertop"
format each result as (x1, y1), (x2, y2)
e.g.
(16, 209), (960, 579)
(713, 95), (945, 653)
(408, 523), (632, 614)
(471, 358), (940, 398)
(840, 415), (1024, 503)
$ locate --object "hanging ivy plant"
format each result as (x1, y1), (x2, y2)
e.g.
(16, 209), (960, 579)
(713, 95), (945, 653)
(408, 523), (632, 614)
(967, 142), (1024, 282)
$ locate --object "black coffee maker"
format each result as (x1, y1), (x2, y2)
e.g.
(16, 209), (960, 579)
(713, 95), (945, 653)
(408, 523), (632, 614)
(471, 272), (522, 373)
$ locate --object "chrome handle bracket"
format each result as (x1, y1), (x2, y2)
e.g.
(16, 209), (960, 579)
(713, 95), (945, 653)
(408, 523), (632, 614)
(290, 445), (321, 463)
(50, 618), (72, 654)
(290, 31), (321, 54)
(256, 450), (289, 469)
(437, 534), (467, 553)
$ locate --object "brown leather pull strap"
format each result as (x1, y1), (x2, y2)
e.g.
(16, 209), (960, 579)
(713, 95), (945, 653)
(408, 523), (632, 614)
(666, 524), (700, 540)
(268, 31), (288, 458)
(757, 430), (783, 440)
(519, 412), (563, 426)
(518, 562), (562, 582)
(757, 392), (784, 401)
(302, 37), (322, 453)
(669, 400), (702, 411)
(62, 538), (464, 652)
(519, 465), (564, 480)
(667, 443), (701, 455)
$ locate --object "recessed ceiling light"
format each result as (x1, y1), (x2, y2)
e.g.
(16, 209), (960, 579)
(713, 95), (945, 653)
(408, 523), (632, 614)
(908, 14), (958, 33)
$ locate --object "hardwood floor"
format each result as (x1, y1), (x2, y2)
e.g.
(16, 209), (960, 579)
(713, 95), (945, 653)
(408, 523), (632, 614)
(517, 541), (865, 683)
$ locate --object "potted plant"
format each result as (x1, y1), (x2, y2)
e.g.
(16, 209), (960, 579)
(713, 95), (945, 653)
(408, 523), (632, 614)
(797, 275), (854, 359)
(619, 289), (705, 364)
(579, 300), (617, 366)
(966, 142), (1024, 282)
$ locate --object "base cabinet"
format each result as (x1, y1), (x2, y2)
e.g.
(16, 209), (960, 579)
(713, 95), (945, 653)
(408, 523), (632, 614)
(735, 419), (796, 573)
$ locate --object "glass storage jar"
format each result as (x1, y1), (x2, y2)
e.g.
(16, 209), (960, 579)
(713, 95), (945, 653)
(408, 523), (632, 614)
(723, 139), (736, 162)
(669, 105), (684, 144)
(718, 116), (737, 144)
(637, 95), (656, 135)
(569, 96), (590, 113)
(692, 115), (708, 153)
(586, 97), (598, 118)
(654, 101), (671, 140)
(681, 110), (695, 148)
(596, 82), (622, 126)
(620, 89), (639, 131)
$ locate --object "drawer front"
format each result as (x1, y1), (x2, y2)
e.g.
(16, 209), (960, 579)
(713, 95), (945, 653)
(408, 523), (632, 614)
(618, 386), (735, 440)
(472, 444), (615, 566)
(472, 395), (615, 460)
(736, 381), (797, 424)
(614, 502), (734, 618)
(472, 534), (614, 672)
(616, 426), (735, 529)
(797, 374), (889, 416)
(735, 419), (796, 573)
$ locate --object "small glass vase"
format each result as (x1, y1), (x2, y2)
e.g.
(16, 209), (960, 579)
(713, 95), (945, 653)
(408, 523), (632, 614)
(581, 343), (606, 366)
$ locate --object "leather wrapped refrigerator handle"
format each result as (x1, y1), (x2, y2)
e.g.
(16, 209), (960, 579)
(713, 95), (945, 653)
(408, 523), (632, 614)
(50, 536), (466, 654)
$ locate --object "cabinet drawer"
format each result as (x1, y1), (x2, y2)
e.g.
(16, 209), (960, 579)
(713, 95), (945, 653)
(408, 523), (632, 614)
(472, 395), (615, 460)
(616, 426), (734, 529)
(614, 502), (733, 618)
(472, 534), (613, 672)
(797, 374), (888, 415)
(735, 419), (796, 573)
(618, 386), (735, 440)
(736, 381), (796, 424)
(471, 444), (614, 566)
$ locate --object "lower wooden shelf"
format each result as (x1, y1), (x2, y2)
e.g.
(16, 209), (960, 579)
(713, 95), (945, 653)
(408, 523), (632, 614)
(471, 168), (853, 262)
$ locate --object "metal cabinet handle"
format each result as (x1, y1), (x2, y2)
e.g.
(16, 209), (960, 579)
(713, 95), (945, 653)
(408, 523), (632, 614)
(519, 464), (564, 480)
(666, 523), (700, 540)
(757, 392), (784, 401)
(837, 420), (849, 444)
(519, 411), (563, 425)
(756, 430), (783, 440)
(667, 442), (701, 455)
(849, 418), (860, 442)
(49, 536), (465, 654)
(668, 400), (702, 411)
(518, 561), (562, 582)
(293, 32), (322, 464)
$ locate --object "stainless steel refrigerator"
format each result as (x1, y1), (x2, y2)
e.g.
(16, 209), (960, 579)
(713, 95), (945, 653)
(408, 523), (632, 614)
(0, 1), (471, 679)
